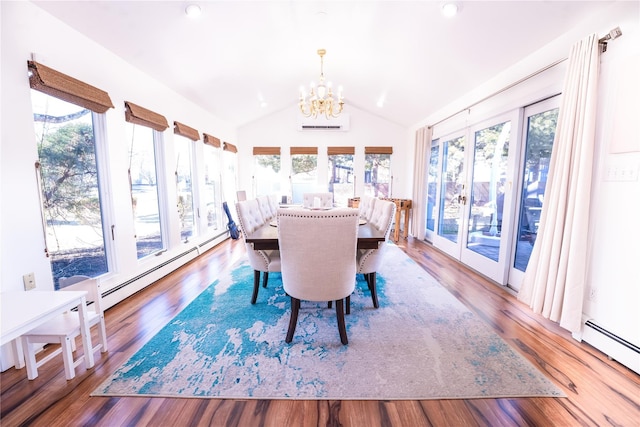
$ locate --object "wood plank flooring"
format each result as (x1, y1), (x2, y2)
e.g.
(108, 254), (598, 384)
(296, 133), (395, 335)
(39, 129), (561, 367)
(2, 237), (639, 426)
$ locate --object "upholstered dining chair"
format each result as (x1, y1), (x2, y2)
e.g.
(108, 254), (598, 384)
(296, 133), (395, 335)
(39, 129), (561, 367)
(302, 192), (333, 208)
(277, 207), (359, 345)
(256, 195), (275, 222)
(22, 278), (108, 380)
(357, 199), (396, 308)
(358, 195), (377, 221)
(236, 199), (281, 303)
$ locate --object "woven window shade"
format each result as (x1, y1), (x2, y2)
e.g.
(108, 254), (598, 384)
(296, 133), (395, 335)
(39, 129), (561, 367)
(327, 146), (355, 155)
(203, 133), (221, 148)
(124, 101), (169, 131)
(365, 146), (393, 154)
(173, 121), (200, 141)
(223, 142), (238, 153)
(28, 61), (114, 113)
(290, 147), (318, 155)
(253, 147), (281, 155)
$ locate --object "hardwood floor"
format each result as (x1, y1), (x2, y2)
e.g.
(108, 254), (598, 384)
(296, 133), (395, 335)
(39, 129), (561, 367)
(2, 237), (639, 426)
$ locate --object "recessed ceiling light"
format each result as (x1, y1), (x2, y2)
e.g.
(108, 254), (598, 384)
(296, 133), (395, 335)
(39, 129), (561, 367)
(185, 4), (202, 18)
(441, 3), (458, 18)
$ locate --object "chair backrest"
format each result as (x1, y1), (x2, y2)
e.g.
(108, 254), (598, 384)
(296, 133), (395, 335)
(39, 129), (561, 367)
(61, 278), (103, 316)
(256, 195), (274, 221)
(59, 275), (91, 289)
(369, 199), (396, 238)
(277, 207), (358, 302)
(359, 195), (377, 221)
(235, 199), (265, 234)
(268, 194), (279, 215)
(357, 199), (396, 275)
(236, 199), (272, 271)
(302, 192), (333, 208)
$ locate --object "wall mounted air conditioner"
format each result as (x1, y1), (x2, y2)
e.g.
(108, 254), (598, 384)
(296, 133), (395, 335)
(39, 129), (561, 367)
(297, 114), (350, 131)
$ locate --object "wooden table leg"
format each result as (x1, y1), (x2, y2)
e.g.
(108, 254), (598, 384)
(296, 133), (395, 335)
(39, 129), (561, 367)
(403, 205), (410, 239)
(393, 208), (401, 241)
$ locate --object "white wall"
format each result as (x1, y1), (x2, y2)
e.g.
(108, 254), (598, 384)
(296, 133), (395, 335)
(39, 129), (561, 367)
(237, 104), (409, 199)
(0, 2), (238, 366)
(409, 1), (640, 370)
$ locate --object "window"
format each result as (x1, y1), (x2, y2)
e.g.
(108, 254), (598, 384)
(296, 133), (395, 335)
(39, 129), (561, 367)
(364, 147), (392, 198)
(29, 61), (114, 288)
(174, 121), (200, 242)
(175, 136), (196, 242)
(253, 147), (281, 197)
(290, 147), (318, 204)
(126, 124), (165, 258)
(203, 135), (223, 232)
(124, 101), (169, 259)
(328, 147), (354, 207)
(222, 142), (238, 207)
(31, 90), (109, 288)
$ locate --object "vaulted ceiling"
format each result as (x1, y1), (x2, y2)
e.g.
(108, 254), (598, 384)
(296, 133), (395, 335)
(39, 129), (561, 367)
(33, 1), (614, 128)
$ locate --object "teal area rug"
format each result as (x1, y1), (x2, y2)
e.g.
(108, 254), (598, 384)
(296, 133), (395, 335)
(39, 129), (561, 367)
(93, 244), (564, 400)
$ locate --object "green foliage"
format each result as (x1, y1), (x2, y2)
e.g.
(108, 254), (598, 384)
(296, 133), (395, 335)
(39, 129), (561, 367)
(255, 154), (281, 173)
(525, 109), (558, 171)
(292, 154), (317, 175)
(38, 122), (100, 225)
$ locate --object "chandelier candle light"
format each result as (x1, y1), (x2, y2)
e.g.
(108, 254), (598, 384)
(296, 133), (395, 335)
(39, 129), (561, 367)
(299, 49), (344, 119)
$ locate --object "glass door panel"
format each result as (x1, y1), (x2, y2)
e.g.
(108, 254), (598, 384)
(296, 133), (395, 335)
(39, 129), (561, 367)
(509, 97), (559, 290)
(425, 140), (439, 236)
(465, 121), (511, 262)
(460, 114), (518, 284)
(437, 135), (466, 243)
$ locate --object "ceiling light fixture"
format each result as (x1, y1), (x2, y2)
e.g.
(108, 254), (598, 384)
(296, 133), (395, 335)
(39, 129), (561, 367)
(299, 49), (344, 119)
(185, 4), (202, 18)
(441, 2), (459, 18)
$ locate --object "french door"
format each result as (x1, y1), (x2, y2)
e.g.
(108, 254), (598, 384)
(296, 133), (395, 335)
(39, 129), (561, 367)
(427, 97), (559, 288)
(431, 111), (520, 284)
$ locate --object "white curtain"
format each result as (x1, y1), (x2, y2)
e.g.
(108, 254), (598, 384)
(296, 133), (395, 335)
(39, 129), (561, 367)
(411, 126), (432, 239)
(518, 34), (600, 333)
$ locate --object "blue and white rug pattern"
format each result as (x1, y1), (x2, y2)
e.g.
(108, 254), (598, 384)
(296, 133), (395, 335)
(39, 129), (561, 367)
(94, 244), (564, 400)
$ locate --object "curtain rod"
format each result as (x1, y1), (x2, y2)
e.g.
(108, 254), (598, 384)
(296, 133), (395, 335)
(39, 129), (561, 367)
(429, 26), (622, 129)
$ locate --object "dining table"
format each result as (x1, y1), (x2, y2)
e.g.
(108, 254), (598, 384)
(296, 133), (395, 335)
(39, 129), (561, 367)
(245, 218), (387, 250)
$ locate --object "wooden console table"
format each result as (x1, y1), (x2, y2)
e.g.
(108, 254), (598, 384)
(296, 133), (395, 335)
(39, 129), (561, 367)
(382, 198), (412, 241)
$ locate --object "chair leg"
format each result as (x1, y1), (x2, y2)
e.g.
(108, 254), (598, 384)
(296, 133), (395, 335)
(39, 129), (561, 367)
(285, 297), (300, 343)
(336, 299), (348, 345)
(369, 272), (379, 308)
(263, 272), (269, 288)
(61, 336), (76, 380)
(98, 317), (108, 353)
(22, 337), (39, 380)
(346, 295), (351, 315)
(251, 270), (260, 304)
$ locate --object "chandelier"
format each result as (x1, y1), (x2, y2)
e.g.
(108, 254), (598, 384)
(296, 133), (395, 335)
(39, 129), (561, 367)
(299, 49), (344, 119)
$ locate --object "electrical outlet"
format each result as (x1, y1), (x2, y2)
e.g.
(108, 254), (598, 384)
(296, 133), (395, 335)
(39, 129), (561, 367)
(23, 273), (36, 290)
(588, 287), (598, 301)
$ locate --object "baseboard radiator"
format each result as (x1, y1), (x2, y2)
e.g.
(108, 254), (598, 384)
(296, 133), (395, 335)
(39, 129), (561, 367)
(101, 232), (228, 310)
(582, 320), (640, 375)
